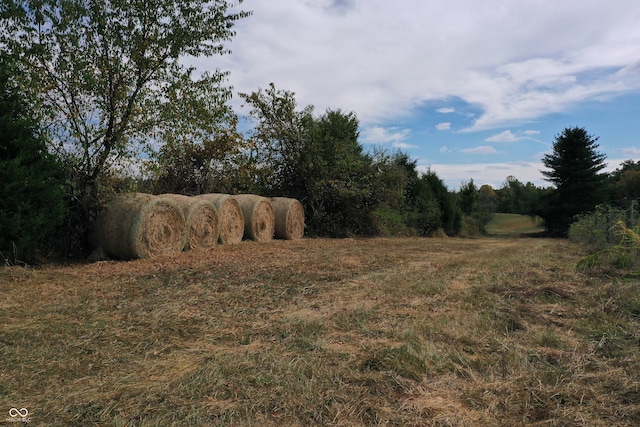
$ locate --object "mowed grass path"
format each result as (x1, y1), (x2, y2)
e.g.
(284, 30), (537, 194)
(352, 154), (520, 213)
(1, 222), (639, 425)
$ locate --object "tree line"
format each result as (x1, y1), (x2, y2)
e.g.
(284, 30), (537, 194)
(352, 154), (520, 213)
(1, 0), (638, 263)
(493, 129), (640, 237)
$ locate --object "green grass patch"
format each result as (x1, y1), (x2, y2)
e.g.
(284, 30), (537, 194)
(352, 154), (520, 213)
(486, 213), (544, 236)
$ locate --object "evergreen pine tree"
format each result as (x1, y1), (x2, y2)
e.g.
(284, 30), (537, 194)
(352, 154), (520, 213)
(541, 127), (608, 235)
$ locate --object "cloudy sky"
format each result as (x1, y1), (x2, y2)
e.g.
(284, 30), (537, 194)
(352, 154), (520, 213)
(202, 0), (640, 189)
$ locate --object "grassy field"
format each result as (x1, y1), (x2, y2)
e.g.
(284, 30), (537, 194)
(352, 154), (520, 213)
(485, 213), (544, 237)
(1, 216), (639, 426)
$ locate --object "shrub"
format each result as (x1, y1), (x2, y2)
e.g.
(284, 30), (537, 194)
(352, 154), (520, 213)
(569, 204), (636, 251)
(371, 204), (417, 237)
(458, 215), (485, 238)
(571, 204), (640, 272)
(417, 171), (461, 236)
(0, 59), (66, 263)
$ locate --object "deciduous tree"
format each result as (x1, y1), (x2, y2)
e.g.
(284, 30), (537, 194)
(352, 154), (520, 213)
(0, 0), (249, 226)
(610, 160), (640, 206)
(478, 184), (497, 223)
(241, 85), (377, 237)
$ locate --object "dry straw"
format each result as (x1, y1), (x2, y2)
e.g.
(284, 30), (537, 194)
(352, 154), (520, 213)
(89, 193), (186, 260)
(271, 197), (305, 240)
(232, 194), (275, 242)
(159, 194), (219, 251)
(196, 194), (244, 244)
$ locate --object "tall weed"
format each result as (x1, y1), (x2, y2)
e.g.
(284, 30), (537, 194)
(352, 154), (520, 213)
(571, 203), (640, 272)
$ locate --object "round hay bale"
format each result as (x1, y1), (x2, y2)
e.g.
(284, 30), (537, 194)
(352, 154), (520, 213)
(196, 194), (244, 244)
(271, 197), (305, 240)
(159, 194), (219, 250)
(231, 194), (275, 242)
(89, 193), (186, 260)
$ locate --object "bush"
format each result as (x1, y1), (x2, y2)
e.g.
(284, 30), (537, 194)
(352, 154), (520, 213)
(371, 204), (417, 237)
(569, 204), (635, 252)
(415, 171), (461, 236)
(570, 203), (640, 272)
(458, 216), (485, 238)
(0, 59), (66, 263)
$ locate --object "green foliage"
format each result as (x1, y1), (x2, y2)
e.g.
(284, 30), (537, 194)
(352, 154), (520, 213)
(419, 171), (462, 236)
(458, 216), (484, 238)
(370, 150), (415, 212)
(369, 150), (418, 236)
(368, 150), (453, 237)
(576, 245), (636, 272)
(569, 204), (623, 252)
(0, 58), (66, 263)
(239, 83), (313, 195)
(540, 127), (609, 235)
(0, 0), (250, 224)
(403, 172), (443, 235)
(496, 175), (545, 217)
(570, 203), (640, 272)
(151, 116), (248, 195)
(241, 85), (383, 237)
(239, 84), (465, 238)
(458, 179), (479, 215)
(457, 179), (493, 236)
(305, 110), (377, 236)
(609, 160), (640, 206)
(370, 205), (417, 237)
(478, 185), (497, 224)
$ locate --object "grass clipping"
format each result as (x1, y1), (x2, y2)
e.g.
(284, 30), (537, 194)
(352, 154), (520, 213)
(271, 197), (305, 240)
(89, 193), (186, 260)
(232, 194), (275, 242)
(159, 194), (219, 251)
(196, 194), (244, 244)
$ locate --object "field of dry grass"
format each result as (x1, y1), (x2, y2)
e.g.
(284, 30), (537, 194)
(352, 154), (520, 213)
(1, 216), (639, 426)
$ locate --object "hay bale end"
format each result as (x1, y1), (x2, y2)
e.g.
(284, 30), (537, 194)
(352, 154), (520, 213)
(232, 194), (275, 243)
(89, 193), (186, 260)
(196, 194), (244, 244)
(159, 194), (219, 250)
(271, 197), (305, 240)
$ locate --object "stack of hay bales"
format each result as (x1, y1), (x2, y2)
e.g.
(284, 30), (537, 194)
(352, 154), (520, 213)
(89, 192), (305, 260)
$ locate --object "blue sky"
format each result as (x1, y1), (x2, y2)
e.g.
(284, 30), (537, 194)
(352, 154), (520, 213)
(196, 0), (640, 190)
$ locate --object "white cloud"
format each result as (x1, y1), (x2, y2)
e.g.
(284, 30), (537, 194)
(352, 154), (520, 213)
(423, 157), (634, 191)
(485, 130), (519, 142)
(422, 161), (547, 190)
(436, 122), (451, 131)
(460, 145), (499, 154)
(394, 142), (419, 149)
(360, 126), (411, 147)
(210, 0), (640, 130)
(622, 147), (640, 158)
(439, 146), (450, 153)
(522, 130), (541, 135)
(436, 107), (455, 113)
